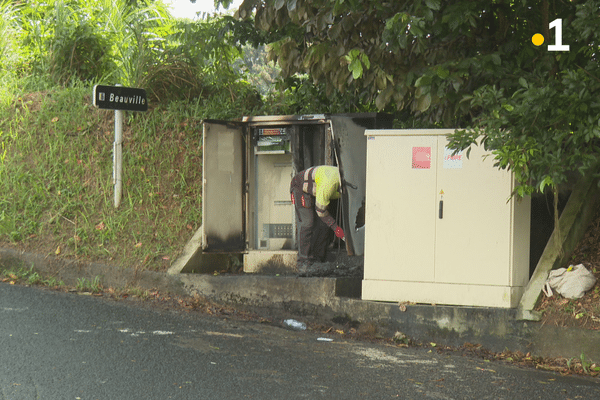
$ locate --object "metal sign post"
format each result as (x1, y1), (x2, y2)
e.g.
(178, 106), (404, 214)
(114, 106), (124, 208)
(93, 84), (148, 208)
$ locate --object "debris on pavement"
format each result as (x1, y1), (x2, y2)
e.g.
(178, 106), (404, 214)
(283, 319), (307, 330)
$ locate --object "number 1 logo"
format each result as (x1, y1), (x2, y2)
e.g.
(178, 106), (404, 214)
(548, 18), (569, 51)
(531, 18), (570, 52)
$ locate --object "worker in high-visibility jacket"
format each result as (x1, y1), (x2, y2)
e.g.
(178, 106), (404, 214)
(290, 166), (345, 275)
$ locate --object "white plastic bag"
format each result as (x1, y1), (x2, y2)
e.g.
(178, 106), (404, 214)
(543, 264), (597, 299)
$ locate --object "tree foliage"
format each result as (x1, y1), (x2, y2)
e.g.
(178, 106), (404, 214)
(232, 0), (600, 196)
(1, 0), (264, 103)
(236, 44), (279, 95)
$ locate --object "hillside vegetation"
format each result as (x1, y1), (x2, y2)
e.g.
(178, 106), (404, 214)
(1, 85), (206, 270)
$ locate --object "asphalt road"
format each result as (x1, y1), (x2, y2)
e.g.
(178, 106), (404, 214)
(1, 282), (599, 400)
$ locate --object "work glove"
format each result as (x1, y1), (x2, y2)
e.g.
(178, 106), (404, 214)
(335, 227), (345, 240)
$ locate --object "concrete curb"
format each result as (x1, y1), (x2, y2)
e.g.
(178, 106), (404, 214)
(2, 247), (600, 362)
(176, 273), (600, 361)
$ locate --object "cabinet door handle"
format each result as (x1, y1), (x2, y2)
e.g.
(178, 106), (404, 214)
(439, 200), (443, 219)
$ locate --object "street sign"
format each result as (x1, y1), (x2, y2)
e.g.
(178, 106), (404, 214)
(92, 84), (148, 208)
(93, 85), (148, 112)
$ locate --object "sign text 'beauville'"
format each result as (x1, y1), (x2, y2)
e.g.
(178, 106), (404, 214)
(93, 85), (148, 112)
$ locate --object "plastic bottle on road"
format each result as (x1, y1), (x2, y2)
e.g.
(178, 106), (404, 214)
(284, 319), (307, 330)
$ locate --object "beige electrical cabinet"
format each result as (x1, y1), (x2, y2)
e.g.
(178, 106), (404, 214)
(362, 129), (531, 308)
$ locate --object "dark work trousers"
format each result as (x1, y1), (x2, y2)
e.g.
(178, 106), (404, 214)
(290, 174), (330, 262)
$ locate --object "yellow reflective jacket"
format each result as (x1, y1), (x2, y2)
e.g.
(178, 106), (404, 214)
(301, 166), (341, 228)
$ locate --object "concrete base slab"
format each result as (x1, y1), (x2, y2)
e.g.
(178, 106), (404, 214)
(167, 226), (242, 275)
(168, 227), (298, 275)
(243, 251), (297, 274)
(179, 273), (361, 308)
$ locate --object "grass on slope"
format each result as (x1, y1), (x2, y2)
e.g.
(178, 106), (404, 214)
(0, 84), (208, 271)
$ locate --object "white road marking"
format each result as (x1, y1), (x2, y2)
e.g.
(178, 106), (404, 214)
(1, 307), (29, 312)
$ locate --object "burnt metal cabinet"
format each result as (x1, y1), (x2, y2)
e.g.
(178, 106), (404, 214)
(362, 129), (531, 308)
(201, 114), (392, 274)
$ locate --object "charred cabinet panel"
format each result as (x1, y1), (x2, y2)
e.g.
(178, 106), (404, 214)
(202, 122), (245, 252)
(331, 114), (393, 256)
(290, 124), (330, 172)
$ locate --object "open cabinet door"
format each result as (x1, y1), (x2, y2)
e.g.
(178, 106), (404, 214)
(330, 114), (393, 256)
(202, 121), (245, 252)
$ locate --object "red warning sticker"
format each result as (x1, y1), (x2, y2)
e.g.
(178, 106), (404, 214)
(412, 147), (431, 169)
